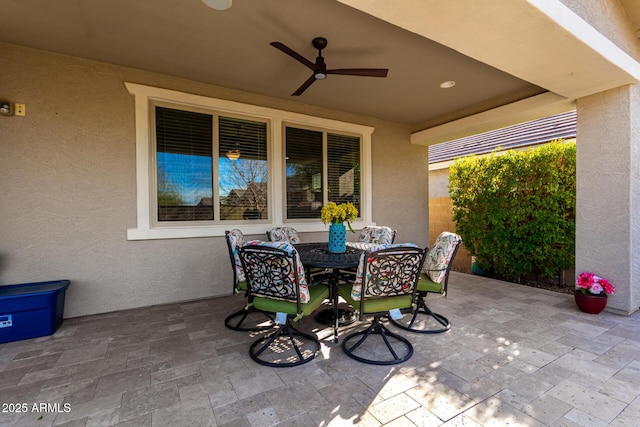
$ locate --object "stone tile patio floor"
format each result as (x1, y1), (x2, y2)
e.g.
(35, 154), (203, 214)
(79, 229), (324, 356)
(1, 272), (639, 427)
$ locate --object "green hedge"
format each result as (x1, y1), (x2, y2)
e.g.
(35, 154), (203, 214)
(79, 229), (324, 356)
(449, 140), (576, 281)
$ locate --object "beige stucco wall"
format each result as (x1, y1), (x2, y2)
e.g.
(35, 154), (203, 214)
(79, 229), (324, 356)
(564, 0), (640, 314)
(0, 43), (425, 317)
(428, 168), (449, 198)
(367, 122), (429, 245)
(576, 86), (640, 314)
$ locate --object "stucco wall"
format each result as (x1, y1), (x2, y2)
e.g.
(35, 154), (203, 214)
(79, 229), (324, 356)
(576, 86), (640, 314)
(368, 121), (430, 245)
(0, 43), (425, 317)
(563, 0), (640, 314)
(560, 0), (640, 57)
(428, 168), (449, 198)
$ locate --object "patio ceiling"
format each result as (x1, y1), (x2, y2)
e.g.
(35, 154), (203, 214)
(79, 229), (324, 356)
(1, 0), (639, 133)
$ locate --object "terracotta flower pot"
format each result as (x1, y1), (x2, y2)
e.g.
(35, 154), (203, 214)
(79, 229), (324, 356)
(574, 291), (607, 314)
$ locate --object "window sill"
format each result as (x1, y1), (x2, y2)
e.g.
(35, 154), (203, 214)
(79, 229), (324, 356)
(126, 221), (372, 240)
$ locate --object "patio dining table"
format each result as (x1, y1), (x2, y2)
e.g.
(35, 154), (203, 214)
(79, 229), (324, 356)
(295, 242), (364, 342)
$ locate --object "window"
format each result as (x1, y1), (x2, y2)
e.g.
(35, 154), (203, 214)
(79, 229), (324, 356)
(285, 127), (361, 221)
(153, 107), (269, 224)
(328, 133), (361, 211)
(218, 116), (268, 221)
(126, 83), (373, 240)
(156, 107), (214, 222)
(285, 127), (323, 219)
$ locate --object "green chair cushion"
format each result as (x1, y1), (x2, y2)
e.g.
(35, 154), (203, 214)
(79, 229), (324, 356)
(236, 280), (247, 292)
(417, 273), (444, 293)
(253, 284), (329, 316)
(337, 284), (413, 314)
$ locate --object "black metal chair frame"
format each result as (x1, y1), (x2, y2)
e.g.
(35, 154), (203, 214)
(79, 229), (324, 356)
(240, 244), (325, 368)
(389, 238), (461, 334)
(223, 230), (272, 332)
(266, 229), (333, 287)
(341, 246), (425, 365)
(338, 227), (397, 285)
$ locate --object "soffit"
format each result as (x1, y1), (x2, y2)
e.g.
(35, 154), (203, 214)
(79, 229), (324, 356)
(0, 0), (541, 126)
(0, 0), (638, 131)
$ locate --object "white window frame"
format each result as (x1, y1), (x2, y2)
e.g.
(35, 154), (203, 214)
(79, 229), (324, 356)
(282, 123), (364, 224)
(126, 82), (373, 240)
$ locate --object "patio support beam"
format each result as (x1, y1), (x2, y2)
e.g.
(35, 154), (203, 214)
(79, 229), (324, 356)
(337, 0), (640, 101)
(576, 85), (640, 315)
(410, 92), (575, 146)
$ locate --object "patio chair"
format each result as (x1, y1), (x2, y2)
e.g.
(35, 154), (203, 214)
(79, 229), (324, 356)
(337, 244), (425, 365)
(389, 231), (462, 334)
(342, 225), (397, 281)
(223, 229), (272, 332)
(266, 226), (301, 244)
(358, 226), (396, 244)
(267, 226), (329, 284)
(239, 241), (329, 367)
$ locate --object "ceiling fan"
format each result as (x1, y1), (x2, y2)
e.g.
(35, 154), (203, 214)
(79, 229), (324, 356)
(270, 37), (389, 96)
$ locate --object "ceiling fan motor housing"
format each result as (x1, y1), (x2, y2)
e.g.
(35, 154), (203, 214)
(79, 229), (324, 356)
(312, 37), (328, 50)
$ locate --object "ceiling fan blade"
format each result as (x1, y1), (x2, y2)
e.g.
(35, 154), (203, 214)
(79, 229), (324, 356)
(291, 75), (317, 96)
(270, 42), (316, 70)
(326, 68), (388, 77)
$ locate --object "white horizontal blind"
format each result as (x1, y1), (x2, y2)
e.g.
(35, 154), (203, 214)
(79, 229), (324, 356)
(155, 106), (214, 221)
(285, 127), (323, 219)
(218, 116), (268, 221)
(285, 127), (361, 220)
(327, 133), (361, 216)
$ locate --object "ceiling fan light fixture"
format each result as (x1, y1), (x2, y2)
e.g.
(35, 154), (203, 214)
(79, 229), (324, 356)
(226, 149), (241, 160)
(315, 72), (327, 80)
(440, 80), (456, 89)
(202, 0), (232, 11)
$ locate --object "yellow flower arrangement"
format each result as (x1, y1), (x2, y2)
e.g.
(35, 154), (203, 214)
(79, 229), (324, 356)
(320, 202), (358, 232)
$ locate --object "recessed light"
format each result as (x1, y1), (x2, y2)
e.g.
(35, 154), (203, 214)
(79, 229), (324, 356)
(202, 0), (232, 11)
(439, 80), (456, 89)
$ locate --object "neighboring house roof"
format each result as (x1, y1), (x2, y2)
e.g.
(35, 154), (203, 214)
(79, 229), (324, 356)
(428, 110), (577, 164)
(225, 182), (268, 208)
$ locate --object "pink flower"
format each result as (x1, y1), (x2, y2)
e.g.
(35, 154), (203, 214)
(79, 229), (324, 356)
(590, 282), (604, 294)
(600, 279), (615, 295)
(576, 272), (595, 289)
(575, 272), (615, 296)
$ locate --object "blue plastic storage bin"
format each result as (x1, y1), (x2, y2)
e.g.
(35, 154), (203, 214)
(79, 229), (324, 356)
(0, 280), (71, 344)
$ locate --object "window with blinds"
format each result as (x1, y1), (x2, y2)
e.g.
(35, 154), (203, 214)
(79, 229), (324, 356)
(286, 127), (323, 219)
(156, 107), (214, 221)
(285, 126), (361, 220)
(127, 83), (373, 240)
(218, 116), (268, 220)
(155, 106), (268, 223)
(328, 133), (361, 212)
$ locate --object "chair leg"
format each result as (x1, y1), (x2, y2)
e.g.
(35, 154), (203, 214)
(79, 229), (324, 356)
(342, 316), (413, 365)
(389, 293), (451, 334)
(249, 321), (320, 367)
(224, 305), (273, 332)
